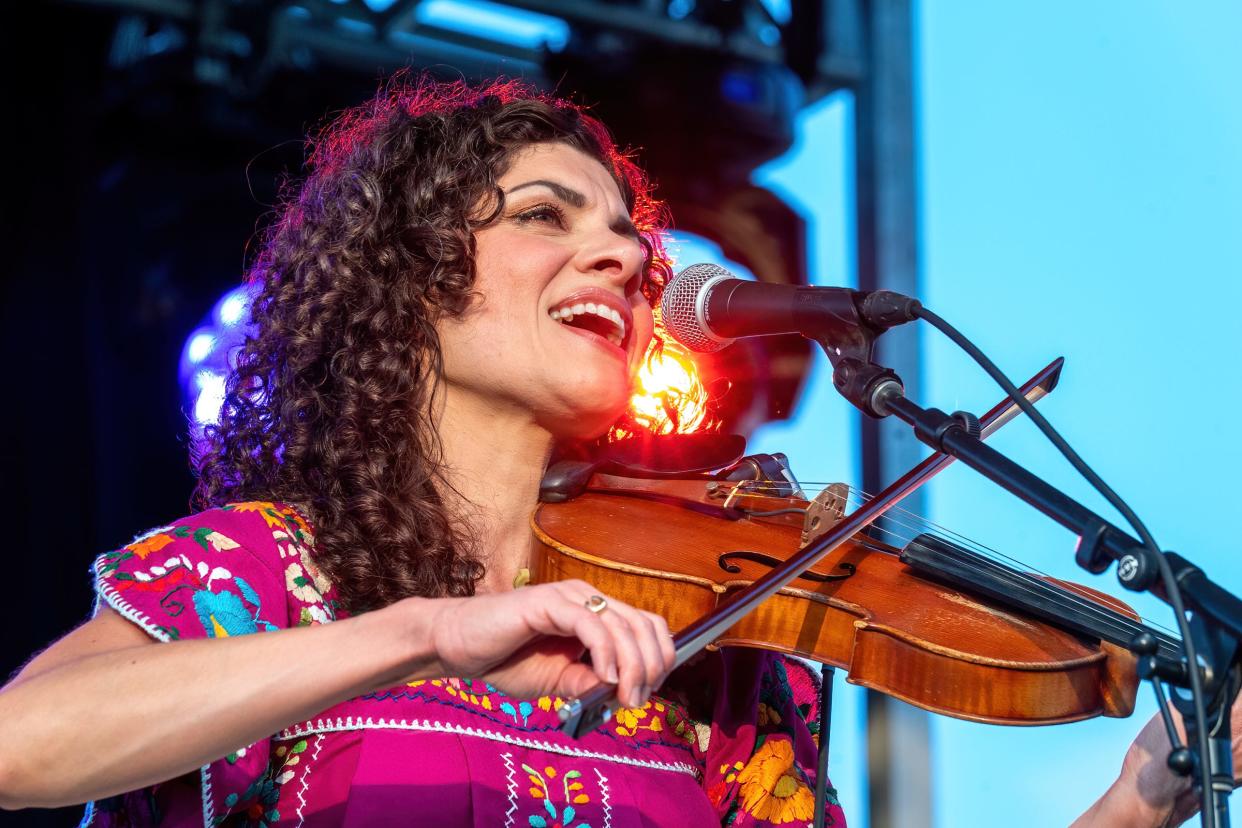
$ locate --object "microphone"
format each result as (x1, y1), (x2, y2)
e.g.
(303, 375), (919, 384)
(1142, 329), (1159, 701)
(659, 263), (921, 353)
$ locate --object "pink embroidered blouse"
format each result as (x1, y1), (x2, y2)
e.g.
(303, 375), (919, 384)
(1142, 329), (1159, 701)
(82, 501), (845, 827)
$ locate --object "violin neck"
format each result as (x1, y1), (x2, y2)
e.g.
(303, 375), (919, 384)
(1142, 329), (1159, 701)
(899, 533), (1182, 662)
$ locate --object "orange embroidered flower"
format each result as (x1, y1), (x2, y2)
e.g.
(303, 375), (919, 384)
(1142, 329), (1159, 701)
(127, 533), (174, 560)
(736, 737), (816, 824)
(226, 500), (277, 514)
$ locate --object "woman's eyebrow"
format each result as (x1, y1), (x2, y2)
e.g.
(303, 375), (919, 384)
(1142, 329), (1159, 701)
(504, 179), (586, 207)
(504, 179), (640, 240)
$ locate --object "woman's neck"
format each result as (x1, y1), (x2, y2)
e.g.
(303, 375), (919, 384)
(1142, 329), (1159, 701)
(434, 387), (554, 594)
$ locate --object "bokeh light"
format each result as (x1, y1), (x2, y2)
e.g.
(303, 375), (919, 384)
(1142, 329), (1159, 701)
(626, 332), (711, 435)
(179, 285), (257, 433)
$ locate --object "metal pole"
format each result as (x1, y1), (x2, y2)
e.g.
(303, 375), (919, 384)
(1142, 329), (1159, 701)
(854, 0), (932, 826)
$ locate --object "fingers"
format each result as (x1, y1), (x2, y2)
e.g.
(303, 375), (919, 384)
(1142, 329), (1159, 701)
(546, 581), (674, 709)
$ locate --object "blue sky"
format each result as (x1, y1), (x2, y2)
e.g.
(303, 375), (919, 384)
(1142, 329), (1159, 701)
(720, 2), (1242, 825)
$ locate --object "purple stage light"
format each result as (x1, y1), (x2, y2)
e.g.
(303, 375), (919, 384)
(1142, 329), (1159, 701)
(179, 285), (257, 432)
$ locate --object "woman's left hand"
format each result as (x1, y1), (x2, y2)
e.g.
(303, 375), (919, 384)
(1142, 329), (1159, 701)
(1073, 689), (1242, 827)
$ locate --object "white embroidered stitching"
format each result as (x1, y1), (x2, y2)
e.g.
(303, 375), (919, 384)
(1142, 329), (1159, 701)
(94, 568), (172, 643)
(200, 764), (215, 828)
(273, 718), (701, 780)
(294, 733), (325, 827)
(502, 752), (518, 828)
(595, 767), (612, 828)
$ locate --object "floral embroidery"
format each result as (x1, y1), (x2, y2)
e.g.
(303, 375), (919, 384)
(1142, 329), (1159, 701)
(285, 562), (322, 603)
(97, 525), (277, 641)
(216, 739), (307, 826)
(708, 760), (745, 809)
(222, 501), (339, 625)
(405, 677), (498, 711)
(735, 737), (816, 824)
(126, 530), (175, 559)
(613, 699), (665, 737)
(522, 763), (593, 828)
(667, 705), (711, 753)
(194, 575), (276, 638)
(537, 694), (565, 713)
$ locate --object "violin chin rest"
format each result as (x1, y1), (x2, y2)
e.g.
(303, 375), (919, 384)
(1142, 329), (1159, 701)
(539, 434), (747, 502)
(600, 433), (747, 476)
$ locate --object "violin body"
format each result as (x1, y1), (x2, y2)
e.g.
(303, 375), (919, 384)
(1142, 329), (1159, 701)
(531, 475), (1140, 726)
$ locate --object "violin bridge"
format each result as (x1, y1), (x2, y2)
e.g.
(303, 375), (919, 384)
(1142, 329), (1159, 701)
(801, 483), (851, 546)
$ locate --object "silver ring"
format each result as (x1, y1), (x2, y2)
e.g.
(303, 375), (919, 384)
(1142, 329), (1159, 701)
(585, 595), (608, 614)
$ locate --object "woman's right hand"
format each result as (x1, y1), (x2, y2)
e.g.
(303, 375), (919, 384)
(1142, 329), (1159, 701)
(422, 580), (676, 708)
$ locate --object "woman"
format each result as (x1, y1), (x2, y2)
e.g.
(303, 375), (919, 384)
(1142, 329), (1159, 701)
(0, 76), (838, 827)
(0, 75), (1230, 827)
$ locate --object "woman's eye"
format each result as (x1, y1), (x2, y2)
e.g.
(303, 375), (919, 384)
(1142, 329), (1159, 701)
(514, 204), (566, 226)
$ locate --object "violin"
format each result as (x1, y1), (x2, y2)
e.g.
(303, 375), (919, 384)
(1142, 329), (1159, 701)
(531, 359), (1182, 737)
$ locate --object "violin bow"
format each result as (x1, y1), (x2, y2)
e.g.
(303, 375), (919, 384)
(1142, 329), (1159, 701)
(558, 357), (1066, 738)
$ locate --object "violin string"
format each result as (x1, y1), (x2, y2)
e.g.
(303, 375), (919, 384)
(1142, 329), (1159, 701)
(819, 486), (1177, 640)
(828, 491), (1182, 647)
(833, 484), (1182, 640)
(723, 478), (1181, 641)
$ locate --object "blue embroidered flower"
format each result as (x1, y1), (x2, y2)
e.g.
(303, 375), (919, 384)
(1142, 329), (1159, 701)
(192, 577), (276, 638)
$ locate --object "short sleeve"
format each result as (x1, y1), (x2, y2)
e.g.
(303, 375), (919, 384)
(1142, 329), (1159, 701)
(690, 649), (847, 827)
(85, 501), (336, 827)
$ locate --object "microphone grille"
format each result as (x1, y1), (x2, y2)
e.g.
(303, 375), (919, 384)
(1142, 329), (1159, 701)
(659, 263), (733, 353)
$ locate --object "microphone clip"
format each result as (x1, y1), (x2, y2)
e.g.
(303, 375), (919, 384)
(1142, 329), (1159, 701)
(830, 357), (904, 419)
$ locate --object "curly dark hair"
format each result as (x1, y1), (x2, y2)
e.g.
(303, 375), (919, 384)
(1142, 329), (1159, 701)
(192, 75), (672, 613)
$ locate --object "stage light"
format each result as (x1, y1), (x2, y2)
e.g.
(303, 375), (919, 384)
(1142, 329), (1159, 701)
(215, 288), (250, 327)
(627, 338), (710, 436)
(180, 287), (257, 434)
(186, 331), (217, 364)
(193, 371), (228, 426)
(415, 0), (569, 52)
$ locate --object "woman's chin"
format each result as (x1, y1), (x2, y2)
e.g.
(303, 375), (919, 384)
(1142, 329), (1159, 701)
(543, 399), (630, 442)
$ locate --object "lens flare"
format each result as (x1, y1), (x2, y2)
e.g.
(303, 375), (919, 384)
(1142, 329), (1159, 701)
(623, 338), (712, 436)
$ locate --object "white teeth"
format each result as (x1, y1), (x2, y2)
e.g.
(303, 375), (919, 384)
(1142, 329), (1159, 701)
(548, 299), (628, 346)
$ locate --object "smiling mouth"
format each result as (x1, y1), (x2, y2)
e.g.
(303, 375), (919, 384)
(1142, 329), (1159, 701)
(548, 301), (629, 349)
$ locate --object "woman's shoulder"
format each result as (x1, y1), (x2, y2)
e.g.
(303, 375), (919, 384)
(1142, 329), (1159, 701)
(93, 500), (340, 642)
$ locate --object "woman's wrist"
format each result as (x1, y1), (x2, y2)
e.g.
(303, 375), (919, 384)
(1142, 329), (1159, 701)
(1095, 770), (1177, 827)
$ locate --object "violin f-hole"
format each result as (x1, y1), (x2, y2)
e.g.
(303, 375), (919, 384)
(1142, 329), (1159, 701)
(718, 550), (857, 583)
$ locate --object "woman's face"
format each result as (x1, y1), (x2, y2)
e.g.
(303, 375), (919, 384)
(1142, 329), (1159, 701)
(437, 142), (655, 439)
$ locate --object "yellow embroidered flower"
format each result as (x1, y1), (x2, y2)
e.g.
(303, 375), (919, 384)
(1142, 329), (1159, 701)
(721, 760), (745, 784)
(536, 695), (564, 712)
(127, 532), (175, 560)
(736, 738), (815, 824)
(614, 705), (649, 732)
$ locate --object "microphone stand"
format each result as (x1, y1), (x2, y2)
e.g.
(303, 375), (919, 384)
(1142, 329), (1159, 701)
(830, 357), (1242, 827)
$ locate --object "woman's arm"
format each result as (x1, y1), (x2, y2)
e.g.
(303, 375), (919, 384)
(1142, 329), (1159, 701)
(1072, 692), (1242, 827)
(0, 579), (672, 810)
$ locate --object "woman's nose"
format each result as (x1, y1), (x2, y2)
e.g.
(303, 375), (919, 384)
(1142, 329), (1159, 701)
(578, 227), (645, 289)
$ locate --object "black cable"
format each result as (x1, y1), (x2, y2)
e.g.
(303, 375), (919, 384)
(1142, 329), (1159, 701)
(911, 304), (1215, 827)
